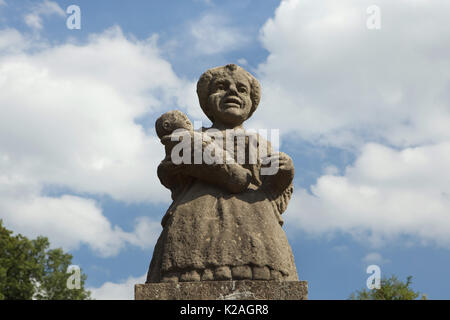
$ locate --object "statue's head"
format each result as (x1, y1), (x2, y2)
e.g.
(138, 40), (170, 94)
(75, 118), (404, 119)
(197, 64), (261, 127)
(155, 110), (193, 139)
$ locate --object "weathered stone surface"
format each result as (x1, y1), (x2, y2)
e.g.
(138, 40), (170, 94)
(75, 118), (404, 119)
(135, 280), (308, 300)
(201, 268), (214, 281)
(252, 266), (271, 280)
(146, 64), (300, 285)
(232, 265), (252, 280)
(215, 266), (232, 281)
(180, 270), (201, 282)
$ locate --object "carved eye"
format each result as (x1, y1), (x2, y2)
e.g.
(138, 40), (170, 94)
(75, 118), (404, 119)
(238, 86), (248, 94)
(215, 82), (227, 91)
(163, 120), (171, 130)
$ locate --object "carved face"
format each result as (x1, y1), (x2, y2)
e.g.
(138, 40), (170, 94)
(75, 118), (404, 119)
(164, 114), (192, 133)
(156, 111), (193, 139)
(207, 70), (253, 127)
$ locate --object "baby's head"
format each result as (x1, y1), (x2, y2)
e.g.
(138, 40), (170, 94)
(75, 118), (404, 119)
(155, 110), (193, 139)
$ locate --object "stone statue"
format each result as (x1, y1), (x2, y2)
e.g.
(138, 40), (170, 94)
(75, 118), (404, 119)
(146, 64), (298, 284)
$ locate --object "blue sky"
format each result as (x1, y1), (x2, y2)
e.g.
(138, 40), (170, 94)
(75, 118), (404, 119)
(1, 0), (450, 299)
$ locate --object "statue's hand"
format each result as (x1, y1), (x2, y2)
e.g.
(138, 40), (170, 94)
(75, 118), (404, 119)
(277, 152), (294, 177)
(181, 161), (251, 194)
(262, 152), (294, 193)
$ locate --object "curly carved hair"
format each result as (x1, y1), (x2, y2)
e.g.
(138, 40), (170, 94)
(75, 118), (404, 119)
(196, 64), (261, 123)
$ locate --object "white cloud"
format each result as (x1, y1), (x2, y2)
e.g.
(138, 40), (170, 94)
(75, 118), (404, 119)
(362, 252), (390, 265)
(0, 26), (197, 256)
(285, 142), (450, 248)
(0, 26), (195, 204)
(190, 13), (249, 55)
(120, 217), (162, 251)
(0, 0), (6, 6)
(254, 0), (450, 149)
(89, 274), (146, 300)
(237, 58), (248, 66)
(0, 28), (32, 53)
(0, 180), (161, 256)
(257, 0), (450, 252)
(24, 0), (65, 30)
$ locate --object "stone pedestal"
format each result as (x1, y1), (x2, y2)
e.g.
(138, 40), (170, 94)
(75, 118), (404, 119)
(135, 280), (308, 300)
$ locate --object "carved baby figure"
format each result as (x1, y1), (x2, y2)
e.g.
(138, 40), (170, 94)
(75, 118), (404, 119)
(155, 110), (225, 166)
(155, 110), (262, 193)
(155, 110), (194, 158)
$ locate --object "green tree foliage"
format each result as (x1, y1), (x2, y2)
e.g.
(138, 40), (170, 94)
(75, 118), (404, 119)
(349, 275), (426, 300)
(0, 220), (91, 300)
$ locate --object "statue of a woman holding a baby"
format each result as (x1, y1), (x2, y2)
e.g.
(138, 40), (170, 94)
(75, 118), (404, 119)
(146, 64), (298, 283)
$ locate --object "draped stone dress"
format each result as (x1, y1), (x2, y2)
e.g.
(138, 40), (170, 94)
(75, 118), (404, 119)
(146, 128), (298, 282)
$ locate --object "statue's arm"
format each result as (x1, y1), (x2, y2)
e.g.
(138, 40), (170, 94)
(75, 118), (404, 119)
(263, 152), (295, 194)
(256, 134), (294, 196)
(157, 158), (179, 193)
(261, 152), (295, 215)
(158, 157), (252, 194)
(183, 162), (252, 194)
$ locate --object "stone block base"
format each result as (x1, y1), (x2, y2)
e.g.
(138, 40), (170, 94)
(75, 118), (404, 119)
(135, 280), (308, 300)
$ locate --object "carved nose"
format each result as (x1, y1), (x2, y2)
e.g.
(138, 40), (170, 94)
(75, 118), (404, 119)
(228, 84), (238, 95)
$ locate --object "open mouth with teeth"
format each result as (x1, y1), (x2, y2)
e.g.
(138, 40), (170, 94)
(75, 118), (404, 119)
(222, 96), (242, 109)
